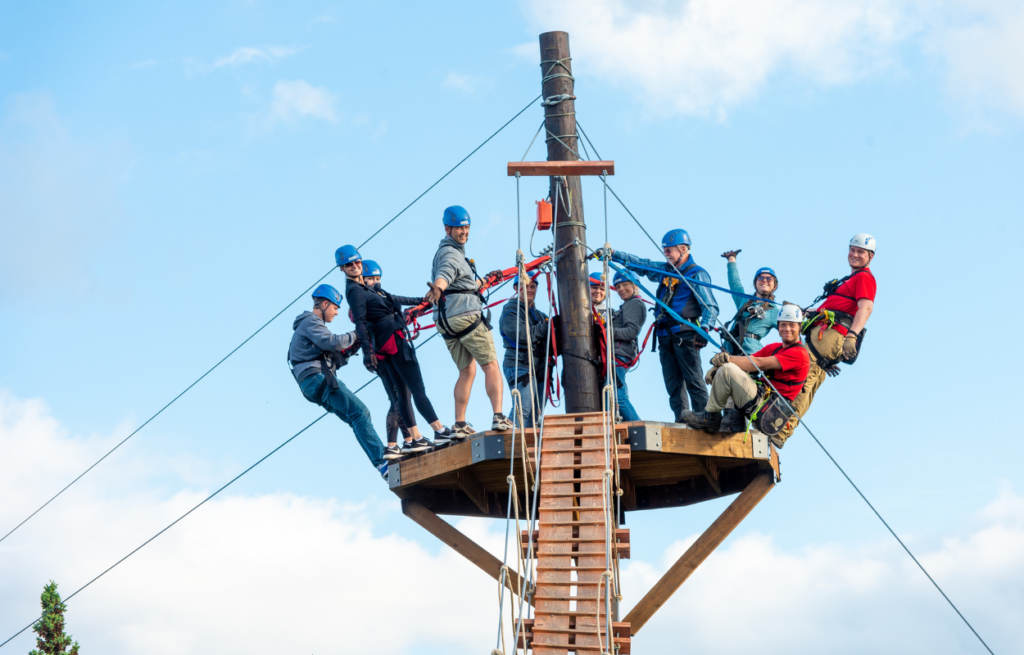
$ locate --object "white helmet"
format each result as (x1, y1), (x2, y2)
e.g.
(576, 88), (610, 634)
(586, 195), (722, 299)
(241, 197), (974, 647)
(850, 233), (876, 253)
(777, 303), (804, 324)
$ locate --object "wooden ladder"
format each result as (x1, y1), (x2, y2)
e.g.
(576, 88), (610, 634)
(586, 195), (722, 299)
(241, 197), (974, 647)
(519, 412), (632, 654)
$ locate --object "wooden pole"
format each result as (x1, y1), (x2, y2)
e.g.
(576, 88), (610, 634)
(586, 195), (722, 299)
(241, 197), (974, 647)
(539, 31), (601, 414)
(623, 472), (775, 633)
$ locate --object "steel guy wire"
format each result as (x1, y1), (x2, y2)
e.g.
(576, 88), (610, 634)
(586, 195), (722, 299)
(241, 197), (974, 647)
(0, 333), (439, 651)
(594, 162), (995, 654)
(0, 94), (542, 548)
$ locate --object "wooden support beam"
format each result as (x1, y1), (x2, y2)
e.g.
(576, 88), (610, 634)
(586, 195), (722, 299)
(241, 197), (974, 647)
(623, 471), (775, 633)
(507, 161), (615, 177)
(401, 500), (534, 606)
(453, 469), (489, 514)
(696, 456), (722, 496)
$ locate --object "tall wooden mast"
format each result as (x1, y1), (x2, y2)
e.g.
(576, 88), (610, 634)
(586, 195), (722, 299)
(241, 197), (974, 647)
(540, 31), (601, 414)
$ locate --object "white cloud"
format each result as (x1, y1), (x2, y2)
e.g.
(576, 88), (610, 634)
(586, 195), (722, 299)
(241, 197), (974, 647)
(517, 0), (1024, 121)
(267, 79), (338, 126)
(518, 0), (912, 118)
(1, 389), (1020, 654)
(213, 46), (297, 68)
(442, 72), (493, 94)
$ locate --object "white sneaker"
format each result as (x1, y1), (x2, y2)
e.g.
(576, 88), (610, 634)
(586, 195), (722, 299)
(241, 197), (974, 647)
(491, 413), (514, 431)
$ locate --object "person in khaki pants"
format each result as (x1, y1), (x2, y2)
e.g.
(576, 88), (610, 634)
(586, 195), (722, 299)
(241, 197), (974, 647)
(426, 205), (515, 437)
(775, 233), (878, 446)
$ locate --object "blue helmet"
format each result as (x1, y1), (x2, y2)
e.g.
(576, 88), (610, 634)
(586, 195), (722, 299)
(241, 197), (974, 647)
(662, 229), (691, 248)
(312, 284), (343, 307)
(513, 272), (539, 289)
(754, 266), (778, 289)
(443, 205), (471, 227)
(612, 271), (632, 287)
(362, 260), (382, 277)
(335, 245), (361, 267)
(589, 272), (606, 287)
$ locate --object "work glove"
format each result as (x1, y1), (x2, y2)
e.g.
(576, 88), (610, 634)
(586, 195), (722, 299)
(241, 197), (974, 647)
(710, 351), (731, 367)
(720, 249), (742, 260)
(824, 364), (842, 378)
(704, 365), (720, 386)
(425, 282), (442, 306)
(842, 333), (859, 359)
(694, 335), (708, 349)
(362, 351), (378, 373)
(483, 269), (504, 288)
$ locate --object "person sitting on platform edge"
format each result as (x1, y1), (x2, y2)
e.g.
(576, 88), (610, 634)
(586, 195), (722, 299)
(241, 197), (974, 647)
(611, 271), (647, 422)
(338, 245), (454, 459)
(425, 205), (515, 436)
(603, 229), (719, 423)
(357, 258), (411, 449)
(720, 250), (780, 355)
(772, 233), (877, 447)
(288, 284), (389, 481)
(500, 272), (548, 428)
(682, 303), (809, 440)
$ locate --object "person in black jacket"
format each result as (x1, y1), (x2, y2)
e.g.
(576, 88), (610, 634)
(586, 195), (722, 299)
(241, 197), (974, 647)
(336, 245), (453, 460)
(499, 273), (549, 428)
(611, 271), (647, 422)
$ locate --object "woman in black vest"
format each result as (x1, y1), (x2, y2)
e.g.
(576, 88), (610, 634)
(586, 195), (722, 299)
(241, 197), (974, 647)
(336, 245), (453, 459)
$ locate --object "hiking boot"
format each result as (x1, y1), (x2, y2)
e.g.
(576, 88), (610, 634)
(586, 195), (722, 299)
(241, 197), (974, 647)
(376, 461), (389, 482)
(383, 444), (403, 460)
(451, 422), (476, 439)
(402, 437), (433, 455)
(769, 433), (787, 449)
(491, 413), (514, 431)
(718, 409), (746, 434)
(682, 410), (722, 433)
(432, 427), (454, 448)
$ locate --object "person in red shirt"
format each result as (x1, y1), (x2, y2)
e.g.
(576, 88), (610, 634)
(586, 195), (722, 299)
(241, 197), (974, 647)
(682, 303), (809, 434)
(773, 233), (877, 445)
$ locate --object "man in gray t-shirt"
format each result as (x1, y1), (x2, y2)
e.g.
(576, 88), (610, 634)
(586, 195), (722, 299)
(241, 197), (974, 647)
(425, 205), (514, 436)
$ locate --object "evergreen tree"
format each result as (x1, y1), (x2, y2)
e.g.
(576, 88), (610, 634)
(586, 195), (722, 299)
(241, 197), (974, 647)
(29, 581), (80, 655)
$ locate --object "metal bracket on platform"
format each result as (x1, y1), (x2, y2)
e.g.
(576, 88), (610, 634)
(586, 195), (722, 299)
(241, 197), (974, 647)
(388, 462), (402, 488)
(471, 434), (506, 462)
(626, 424), (662, 452)
(751, 431), (769, 460)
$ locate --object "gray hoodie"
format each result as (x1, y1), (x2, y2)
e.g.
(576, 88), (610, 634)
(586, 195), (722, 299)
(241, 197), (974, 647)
(287, 311), (358, 383)
(431, 236), (482, 318)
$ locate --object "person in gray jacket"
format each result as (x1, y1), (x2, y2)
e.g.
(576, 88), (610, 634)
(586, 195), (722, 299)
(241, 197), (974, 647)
(611, 271), (647, 422)
(288, 284), (388, 481)
(425, 205), (514, 436)
(500, 273), (549, 428)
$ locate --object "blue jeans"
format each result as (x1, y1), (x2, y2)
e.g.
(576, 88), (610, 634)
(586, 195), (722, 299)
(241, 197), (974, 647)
(504, 365), (543, 428)
(615, 366), (641, 422)
(299, 372), (385, 467)
(658, 332), (708, 422)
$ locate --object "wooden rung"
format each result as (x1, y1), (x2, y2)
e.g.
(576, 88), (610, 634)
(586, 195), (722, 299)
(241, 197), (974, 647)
(524, 529), (629, 542)
(536, 565), (613, 571)
(535, 520), (611, 526)
(536, 463), (611, 471)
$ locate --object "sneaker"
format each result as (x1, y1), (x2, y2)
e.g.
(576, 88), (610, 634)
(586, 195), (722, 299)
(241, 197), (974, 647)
(681, 410), (722, 433)
(451, 422), (476, 439)
(433, 427), (454, 448)
(376, 461), (389, 482)
(383, 444), (403, 460)
(491, 413), (514, 431)
(402, 437), (433, 454)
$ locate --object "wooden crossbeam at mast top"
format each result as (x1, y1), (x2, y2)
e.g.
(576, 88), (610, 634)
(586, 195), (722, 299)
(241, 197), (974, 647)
(507, 160), (615, 177)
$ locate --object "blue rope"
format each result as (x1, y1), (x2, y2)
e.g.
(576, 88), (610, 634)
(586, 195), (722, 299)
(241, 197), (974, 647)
(606, 261), (721, 348)
(611, 258), (781, 307)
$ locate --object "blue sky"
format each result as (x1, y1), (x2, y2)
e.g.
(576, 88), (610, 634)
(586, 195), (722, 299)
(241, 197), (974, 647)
(1, 1), (1023, 653)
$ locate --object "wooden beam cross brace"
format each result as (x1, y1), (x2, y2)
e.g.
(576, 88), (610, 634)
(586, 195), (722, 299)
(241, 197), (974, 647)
(401, 500), (534, 607)
(623, 472), (775, 633)
(507, 160), (615, 177)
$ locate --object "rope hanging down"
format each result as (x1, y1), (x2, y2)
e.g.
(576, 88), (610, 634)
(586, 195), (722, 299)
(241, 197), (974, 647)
(581, 123), (994, 653)
(0, 93), (543, 550)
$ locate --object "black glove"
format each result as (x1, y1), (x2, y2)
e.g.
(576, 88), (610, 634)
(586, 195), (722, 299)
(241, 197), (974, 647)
(362, 351), (378, 373)
(824, 364), (842, 378)
(694, 335), (708, 349)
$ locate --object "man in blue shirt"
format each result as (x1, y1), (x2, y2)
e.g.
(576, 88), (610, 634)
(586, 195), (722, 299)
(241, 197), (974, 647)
(606, 229), (719, 423)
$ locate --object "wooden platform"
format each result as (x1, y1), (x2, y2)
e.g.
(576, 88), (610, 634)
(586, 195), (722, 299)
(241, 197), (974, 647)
(389, 413), (780, 519)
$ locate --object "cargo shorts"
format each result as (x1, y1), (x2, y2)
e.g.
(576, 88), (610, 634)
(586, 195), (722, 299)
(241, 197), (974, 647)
(437, 313), (498, 371)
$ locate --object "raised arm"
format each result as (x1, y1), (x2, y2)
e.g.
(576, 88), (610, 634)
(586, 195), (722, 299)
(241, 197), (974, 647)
(726, 260), (747, 311)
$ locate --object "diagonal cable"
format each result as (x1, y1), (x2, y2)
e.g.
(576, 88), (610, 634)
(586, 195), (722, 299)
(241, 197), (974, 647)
(0, 95), (540, 548)
(0, 333), (439, 651)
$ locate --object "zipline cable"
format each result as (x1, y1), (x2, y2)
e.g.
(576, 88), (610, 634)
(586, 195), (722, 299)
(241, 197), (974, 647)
(0, 94), (541, 548)
(592, 159), (995, 654)
(0, 333), (439, 651)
